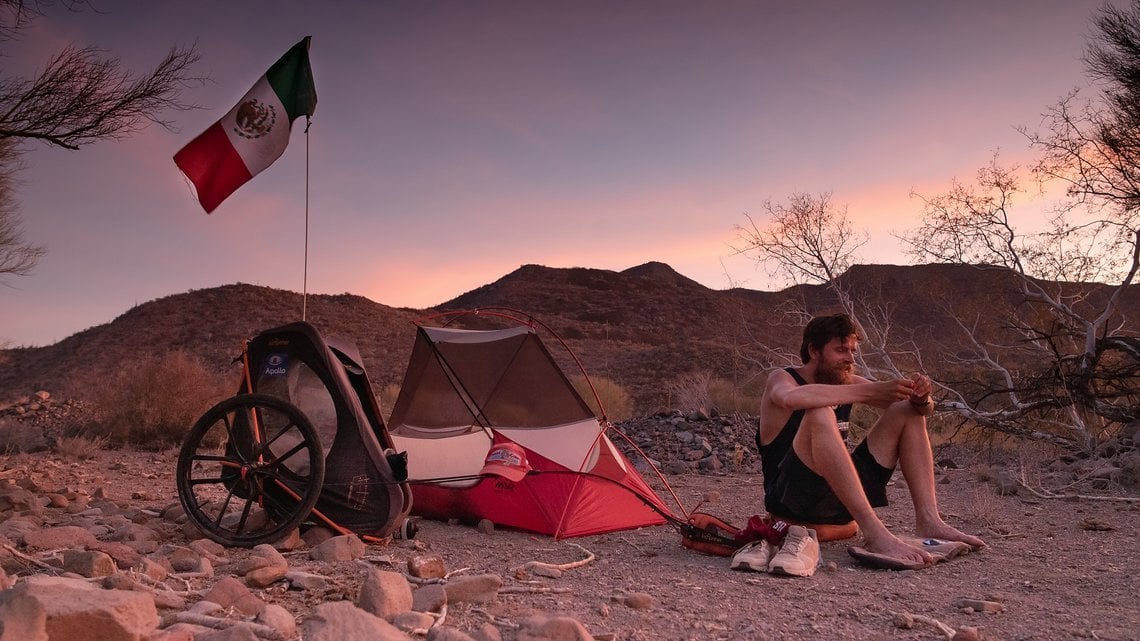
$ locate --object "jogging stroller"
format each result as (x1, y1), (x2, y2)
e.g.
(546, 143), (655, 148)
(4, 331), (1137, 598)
(175, 321), (413, 547)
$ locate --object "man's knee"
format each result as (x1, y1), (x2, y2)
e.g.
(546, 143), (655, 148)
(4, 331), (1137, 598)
(793, 407), (845, 469)
(801, 407), (839, 432)
(872, 401), (927, 435)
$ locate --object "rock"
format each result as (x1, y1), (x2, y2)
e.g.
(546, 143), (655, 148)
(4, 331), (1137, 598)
(151, 589), (187, 611)
(61, 549), (116, 578)
(0, 515), (40, 543)
(408, 554), (447, 579)
(951, 626), (984, 641)
(0, 577), (47, 641)
(471, 622), (504, 641)
(356, 568), (414, 621)
(412, 583), (448, 613)
(621, 592), (654, 610)
(240, 544), (288, 587)
(518, 615), (596, 641)
(0, 575), (159, 641)
(286, 570), (332, 591)
(309, 534), (366, 562)
(23, 525), (98, 550)
(392, 610), (435, 633)
(272, 528), (304, 551)
(168, 546), (204, 573)
(696, 454), (722, 473)
(301, 600), (411, 641)
(137, 557), (169, 583)
(301, 526), (337, 547)
(256, 603), (297, 639)
(443, 574), (502, 604)
(532, 565), (562, 579)
(202, 576), (265, 616)
(90, 541), (143, 570)
(954, 598), (1004, 614)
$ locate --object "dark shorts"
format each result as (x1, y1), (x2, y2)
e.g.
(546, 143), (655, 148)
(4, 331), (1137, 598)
(764, 440), (894, 525)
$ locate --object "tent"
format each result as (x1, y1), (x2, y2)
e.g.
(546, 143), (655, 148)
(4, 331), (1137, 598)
(387, 312), (681, 538)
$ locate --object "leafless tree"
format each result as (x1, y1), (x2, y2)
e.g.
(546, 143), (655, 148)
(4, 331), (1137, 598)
(900, 1), (1140, 449)
(734, 191), (867, 289)
(0, 0), (201, 281)
(735, 4), (1140, 451)
(732, 191), (923, 383)
(0, 138), (42, 279)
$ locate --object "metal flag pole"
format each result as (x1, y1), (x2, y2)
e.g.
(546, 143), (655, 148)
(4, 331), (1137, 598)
(302, 116), (312, 321)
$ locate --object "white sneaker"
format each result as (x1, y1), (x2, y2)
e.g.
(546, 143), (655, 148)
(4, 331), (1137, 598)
(730, 540), (772, 572)
(767, 525), (820, 577)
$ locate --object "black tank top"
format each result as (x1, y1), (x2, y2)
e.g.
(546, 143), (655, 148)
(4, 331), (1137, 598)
(757, 367), (852, 484)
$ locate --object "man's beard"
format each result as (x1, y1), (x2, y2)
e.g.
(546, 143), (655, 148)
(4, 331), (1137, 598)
(816, 360), (853, 385)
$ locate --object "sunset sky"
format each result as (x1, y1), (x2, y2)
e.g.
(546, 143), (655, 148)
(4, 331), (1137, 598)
(1, 1), (1121, 347)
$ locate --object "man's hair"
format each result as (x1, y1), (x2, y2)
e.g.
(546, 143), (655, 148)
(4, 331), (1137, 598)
(800, 313), (859, 363)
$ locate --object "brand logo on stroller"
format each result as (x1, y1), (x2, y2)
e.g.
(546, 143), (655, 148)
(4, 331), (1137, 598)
(263, 353), (288, 376)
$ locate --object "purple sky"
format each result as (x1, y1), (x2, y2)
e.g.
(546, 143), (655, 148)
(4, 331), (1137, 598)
(1, 1), (1118, 346)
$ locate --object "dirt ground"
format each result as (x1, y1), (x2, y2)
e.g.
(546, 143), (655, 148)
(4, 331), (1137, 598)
(7, 446), (1140, 641)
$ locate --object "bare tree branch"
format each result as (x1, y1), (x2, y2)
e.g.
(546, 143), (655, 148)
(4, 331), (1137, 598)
(0, 1), (203, 279)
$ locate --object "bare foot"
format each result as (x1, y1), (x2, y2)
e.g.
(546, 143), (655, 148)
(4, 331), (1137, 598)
(863, 531), (934, 566)
(917, 521), (986, 549)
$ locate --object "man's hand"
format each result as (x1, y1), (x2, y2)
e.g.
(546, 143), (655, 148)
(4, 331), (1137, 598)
(908, 373), (933, 404)
(872, 379), (916, 405)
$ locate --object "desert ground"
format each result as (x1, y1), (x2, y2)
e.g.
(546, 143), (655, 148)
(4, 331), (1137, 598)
(2, 440), (1138, 641)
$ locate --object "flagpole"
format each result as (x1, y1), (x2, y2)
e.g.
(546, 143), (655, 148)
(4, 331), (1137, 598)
(302, 116), (311, 321)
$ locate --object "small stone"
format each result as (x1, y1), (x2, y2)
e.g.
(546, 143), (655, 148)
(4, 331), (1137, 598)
(407, 555), (447, 579)
(309, 534), (365, 562)
(256, 603), (297, 639)
(444, 574), (502, 604)
(622, 592), (654, 610)
(952, 626), (984, 641)
(62, 549), (116, 578)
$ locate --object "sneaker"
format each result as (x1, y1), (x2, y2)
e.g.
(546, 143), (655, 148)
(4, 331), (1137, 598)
(767, 525), (820, 577)
(730, 540), (773, 572)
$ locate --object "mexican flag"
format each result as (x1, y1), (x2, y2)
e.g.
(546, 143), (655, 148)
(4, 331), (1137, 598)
(174, 37), (317, 214)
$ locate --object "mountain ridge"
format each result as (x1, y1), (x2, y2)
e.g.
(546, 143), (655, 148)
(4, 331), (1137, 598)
(2, 262), (1137, 413)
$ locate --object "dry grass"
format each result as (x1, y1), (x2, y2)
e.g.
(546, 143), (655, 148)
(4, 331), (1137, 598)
(91, 350), (229, 449)
(966, 485), (1001, 529)
(572, 375), (634, 421)
(53, 435), (106, 460)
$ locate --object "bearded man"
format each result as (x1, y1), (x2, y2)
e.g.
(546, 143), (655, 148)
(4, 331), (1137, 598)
(751, 313), (984, 571)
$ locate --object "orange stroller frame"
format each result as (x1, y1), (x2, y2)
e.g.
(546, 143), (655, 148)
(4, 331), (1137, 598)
(175, 321), (413, 547)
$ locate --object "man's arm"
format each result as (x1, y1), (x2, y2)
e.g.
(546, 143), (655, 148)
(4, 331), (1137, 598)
(767, 370), (915, 411)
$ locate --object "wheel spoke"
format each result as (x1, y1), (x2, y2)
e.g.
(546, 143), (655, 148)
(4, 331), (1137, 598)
(212, 490), (237, 528)
(188, 476), (232, 486)
(233, 492), (256, 533)
(262, 439), (310, 471)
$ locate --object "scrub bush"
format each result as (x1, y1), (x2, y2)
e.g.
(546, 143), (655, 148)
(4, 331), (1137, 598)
(94, 350), (229, 449)
(572, 375), (634, 421)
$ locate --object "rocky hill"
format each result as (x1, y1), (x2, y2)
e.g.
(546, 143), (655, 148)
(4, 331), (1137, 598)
(1, 262), (1137, 413)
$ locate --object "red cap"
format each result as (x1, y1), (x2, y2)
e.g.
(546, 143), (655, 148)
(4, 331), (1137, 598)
(480, 442), (531, 482)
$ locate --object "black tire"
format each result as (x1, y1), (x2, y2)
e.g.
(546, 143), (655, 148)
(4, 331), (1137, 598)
(176, 394), (325, 547)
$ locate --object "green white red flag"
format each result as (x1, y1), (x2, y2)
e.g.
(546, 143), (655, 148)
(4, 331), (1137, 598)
(174, 37), (317, 214)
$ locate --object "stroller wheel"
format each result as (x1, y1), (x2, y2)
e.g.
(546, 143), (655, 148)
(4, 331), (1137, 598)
(176, 394), (325, 547)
